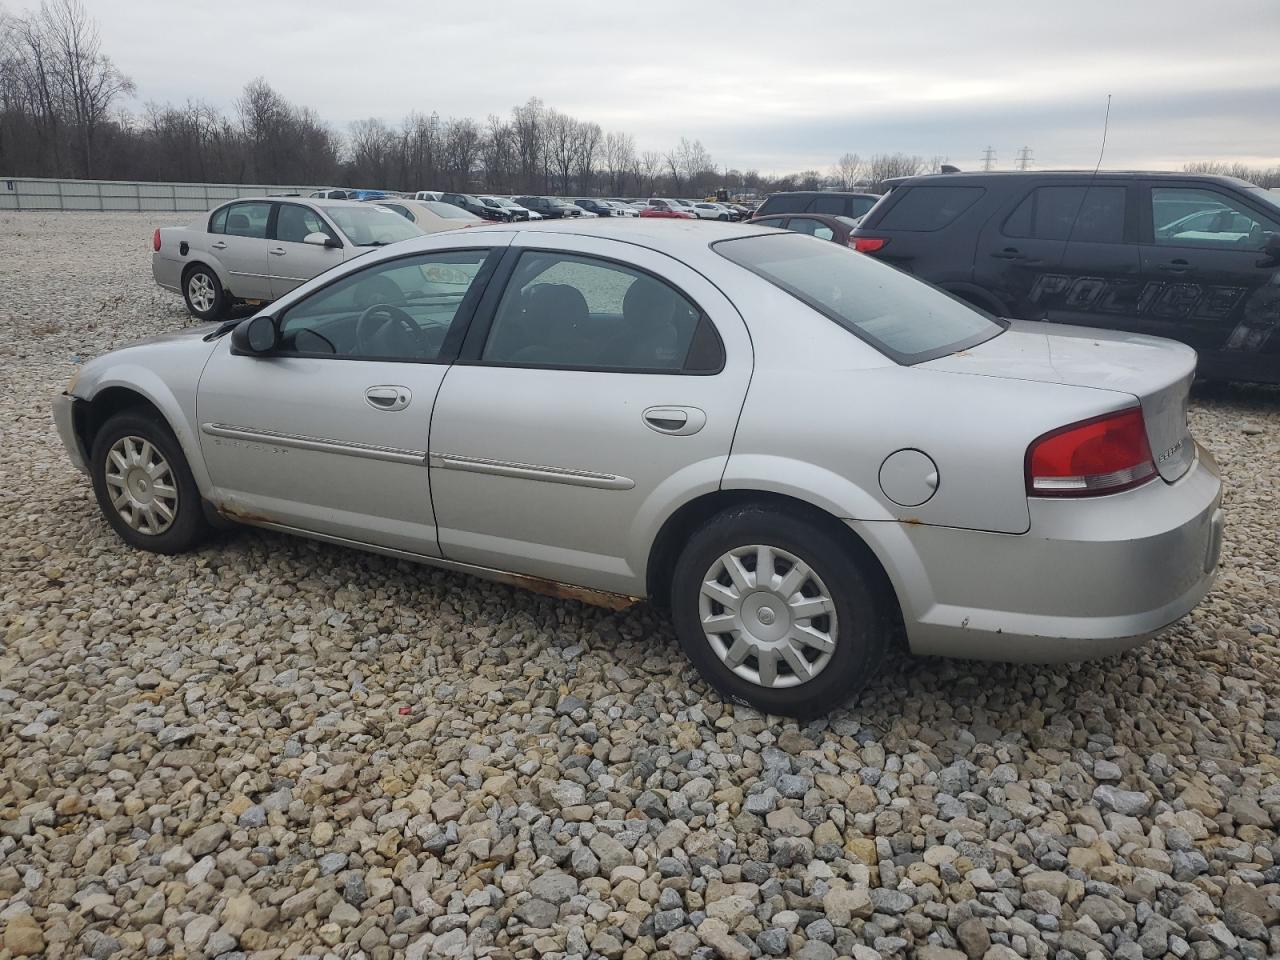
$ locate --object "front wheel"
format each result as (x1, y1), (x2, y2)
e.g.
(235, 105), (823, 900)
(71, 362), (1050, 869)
(670, 505), (888, 718)
(90, 411), (210, 554)
(183, 265), (228, 321)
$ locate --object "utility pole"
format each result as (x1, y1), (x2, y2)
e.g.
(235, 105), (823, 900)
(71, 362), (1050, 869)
(981, 146), (997, 171)
(1016, 146), (1033, 170)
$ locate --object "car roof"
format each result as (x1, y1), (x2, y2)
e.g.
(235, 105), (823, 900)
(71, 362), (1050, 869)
(883, 170), (1257, 189)
(766, 190), (879, 198)
(393, 217), (778, 258)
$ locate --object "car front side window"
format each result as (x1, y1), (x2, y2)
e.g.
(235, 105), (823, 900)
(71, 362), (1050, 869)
(276, 250), (492, 361)
(480, 251), (718, 372)
(275, 204), (338, 243)
(1152, 187), (1279, 250)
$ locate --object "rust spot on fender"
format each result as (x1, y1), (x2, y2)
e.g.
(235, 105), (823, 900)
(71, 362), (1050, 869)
(216, 502), (275, 526)
(901, 517), (923, 526)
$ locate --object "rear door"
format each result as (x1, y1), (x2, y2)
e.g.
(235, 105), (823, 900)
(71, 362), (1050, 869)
(1137, 181), (1280, 375)
(974, 181), (1141, 324)
(428, 233), (753, 596)
(268, 202), (345, 298)
(211, 200), (273, 300)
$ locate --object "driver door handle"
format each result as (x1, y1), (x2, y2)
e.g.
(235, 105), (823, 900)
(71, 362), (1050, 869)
(269, 246), (286, 256)
(643, 406), (706, 436)
(365, 386), (412, 411)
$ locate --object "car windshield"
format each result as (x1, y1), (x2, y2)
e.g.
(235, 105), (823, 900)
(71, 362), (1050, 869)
(423, 201), (478, 220)
(326, 205), (423, 246)
(715, 232), (1004, 363)
(495, 198), (522, 208)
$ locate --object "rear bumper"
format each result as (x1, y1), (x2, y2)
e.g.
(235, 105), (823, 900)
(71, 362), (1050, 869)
(54, 392), (89, 474)
(859, 443), (1224, 662)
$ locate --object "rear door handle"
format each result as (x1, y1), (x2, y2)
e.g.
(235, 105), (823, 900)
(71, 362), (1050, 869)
(991, 248), (1025, 260)
(643, 406), (706, 436)
(365, 385), (412, 411)
(1156, 259), (1191, 274)
(269, 247), (286, 256)
(211, 241), (227, 250)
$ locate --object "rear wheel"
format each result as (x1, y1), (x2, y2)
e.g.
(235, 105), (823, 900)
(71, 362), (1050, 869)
(182, 265), (228, 321)
(670, 505), (888, 718)
(90, 411), (210, 553)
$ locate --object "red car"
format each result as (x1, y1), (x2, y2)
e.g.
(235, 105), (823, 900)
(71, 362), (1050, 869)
(639, 199), (695, 219)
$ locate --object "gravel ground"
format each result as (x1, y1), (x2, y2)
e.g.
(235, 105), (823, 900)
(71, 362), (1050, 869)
(1, 211), (1278, 960)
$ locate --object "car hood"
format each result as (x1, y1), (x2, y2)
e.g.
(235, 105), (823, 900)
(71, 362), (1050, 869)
(120, 326), (216, 350)
(924, 320), (1197, 481)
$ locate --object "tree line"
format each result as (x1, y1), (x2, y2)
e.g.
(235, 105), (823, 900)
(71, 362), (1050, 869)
(4, 2), (1276, 197)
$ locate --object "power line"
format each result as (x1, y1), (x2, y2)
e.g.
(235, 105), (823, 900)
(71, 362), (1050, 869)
(1016, 146), (1033, 170)
(981, 146), (997, 171)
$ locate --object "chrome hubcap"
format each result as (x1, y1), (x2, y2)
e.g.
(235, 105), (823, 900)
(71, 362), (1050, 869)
(699, 544), (838, 689)
(188, 273), (215, 312)
(104, 436), (178, 535)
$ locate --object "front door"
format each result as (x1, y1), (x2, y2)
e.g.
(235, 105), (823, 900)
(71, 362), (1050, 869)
(1137, 181), (1280, 378)
(196, 244), (503, 555)
(428, 234), (753, 597)
(268, 202), (346, 298)
(214, 200), (273, 300)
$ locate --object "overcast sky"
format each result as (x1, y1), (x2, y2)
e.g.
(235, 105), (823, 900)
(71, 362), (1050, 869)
(89, 0), (1279, 174)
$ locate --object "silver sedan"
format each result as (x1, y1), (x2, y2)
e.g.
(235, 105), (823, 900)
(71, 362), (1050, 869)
(55, 220), (1224, 717)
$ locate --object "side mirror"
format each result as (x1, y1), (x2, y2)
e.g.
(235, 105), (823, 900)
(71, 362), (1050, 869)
(1258, 232), (1280, 267)
(304, 231), (340, 248)
(230, 314), (279, 355)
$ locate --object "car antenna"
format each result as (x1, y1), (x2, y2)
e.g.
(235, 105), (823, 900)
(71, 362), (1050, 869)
(1064, 93), (1112, 248)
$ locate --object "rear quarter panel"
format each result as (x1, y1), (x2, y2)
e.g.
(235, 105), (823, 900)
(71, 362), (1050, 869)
(154, 225), (232, 291)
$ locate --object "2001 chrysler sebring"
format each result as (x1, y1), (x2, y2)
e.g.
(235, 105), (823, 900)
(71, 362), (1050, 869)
(54, 220), (1225, 717)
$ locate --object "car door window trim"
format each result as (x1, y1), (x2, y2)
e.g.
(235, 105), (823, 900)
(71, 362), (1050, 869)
(456, 246), (726, 375)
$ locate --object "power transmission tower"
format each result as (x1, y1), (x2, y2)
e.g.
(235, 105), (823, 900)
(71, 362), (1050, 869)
(1016, 146), (1033, 170)
(981, 146), (997, 171)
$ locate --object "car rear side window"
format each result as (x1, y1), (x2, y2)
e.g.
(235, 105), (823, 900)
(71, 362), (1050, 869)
(809, 195), (845, 215)
(222, 201), (271, 239)
(481, 251), (719, 373)
(715, 232), (1003, 364)
(1004, 185), (1126, 243)
(761, 195), (809, 215)
(877, 186), (984, 231)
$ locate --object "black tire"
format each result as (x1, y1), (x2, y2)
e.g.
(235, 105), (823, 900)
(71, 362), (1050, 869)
(670, 505), (888, 718)
(90, 411), (210, 554)
(182, 264), (229, 321)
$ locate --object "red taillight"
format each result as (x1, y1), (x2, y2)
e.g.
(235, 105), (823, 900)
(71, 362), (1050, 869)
(152, 228), (161, 251)
(851, 236), (887, 253)
(1026, 408), (1156, 497)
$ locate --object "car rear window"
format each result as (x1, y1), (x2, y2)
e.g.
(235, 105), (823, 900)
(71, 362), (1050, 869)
(877, 186), (985, 231)
(716, 232), (1003, 363)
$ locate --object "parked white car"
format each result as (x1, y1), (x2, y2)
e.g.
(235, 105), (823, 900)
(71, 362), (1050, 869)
(413, 190), (442, 201)
(152, 198), (425, 320)
(689, 202), (725, 220)
(64, 219), (1222, 717)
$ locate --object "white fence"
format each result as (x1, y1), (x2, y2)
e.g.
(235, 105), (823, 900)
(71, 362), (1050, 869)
(0, 177), (328, 212)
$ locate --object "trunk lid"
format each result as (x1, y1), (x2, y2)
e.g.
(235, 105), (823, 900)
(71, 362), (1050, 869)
(924, 320), (1196, 482)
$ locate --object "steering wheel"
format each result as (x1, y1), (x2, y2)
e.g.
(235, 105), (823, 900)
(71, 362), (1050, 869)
(355, 303), (429, 357)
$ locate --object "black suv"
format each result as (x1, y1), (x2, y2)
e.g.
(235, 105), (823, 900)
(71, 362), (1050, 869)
(851, 171), (1280, 383)
(515, 196), (581, 219)
(441, 192), (510, 222)
(756, 190), (880, 221)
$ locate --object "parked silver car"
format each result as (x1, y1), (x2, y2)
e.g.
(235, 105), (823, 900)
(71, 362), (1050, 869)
(59, 220), (1223, 716)
(152, 197), (425, 320)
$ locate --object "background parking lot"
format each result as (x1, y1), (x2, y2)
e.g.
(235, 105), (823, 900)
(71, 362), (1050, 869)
(2, 213), (1278, 959)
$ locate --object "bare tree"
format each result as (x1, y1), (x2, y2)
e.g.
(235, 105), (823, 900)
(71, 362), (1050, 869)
(573, 120), (602, 195)
(866, 152), (924, 192)
(637, 150), (663, 196)
(832, 152), (863, 190)
(441, 116), (481, 190)
(481, 113), (514, 192)
(603, 130), (635, 195)
(41, 0), (133, 176)
(545, 109), (576, 194)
